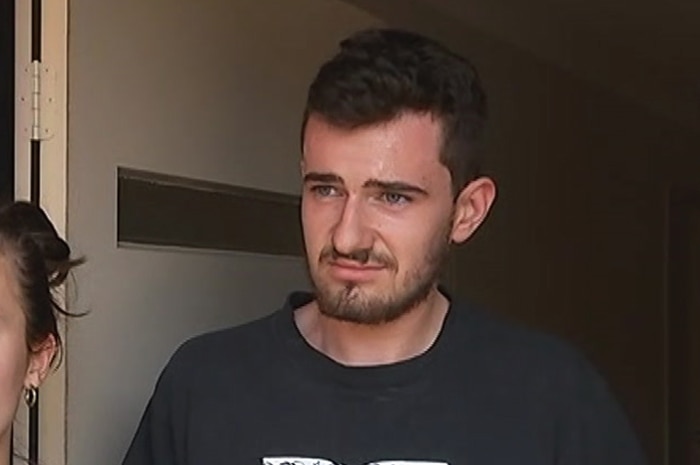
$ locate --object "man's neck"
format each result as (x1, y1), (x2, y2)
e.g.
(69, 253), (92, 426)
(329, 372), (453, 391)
(294, 287), (449, 366)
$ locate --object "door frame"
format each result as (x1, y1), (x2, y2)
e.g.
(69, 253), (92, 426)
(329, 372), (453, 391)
(14, 0), (69, 464)
(665, 186), (700, 465)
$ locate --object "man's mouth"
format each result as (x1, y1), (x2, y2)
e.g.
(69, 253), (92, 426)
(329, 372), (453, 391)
(327, 259), (385, 281)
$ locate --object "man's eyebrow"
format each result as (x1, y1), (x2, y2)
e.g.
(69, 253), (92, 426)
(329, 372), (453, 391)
(302, 172), (344, 184)
(363, 179), (429, 196)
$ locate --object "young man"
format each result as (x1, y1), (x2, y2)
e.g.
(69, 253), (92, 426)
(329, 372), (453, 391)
(122, 29), (647, 465)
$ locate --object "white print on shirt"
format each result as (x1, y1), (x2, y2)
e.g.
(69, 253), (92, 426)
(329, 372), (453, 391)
(262, 458), (448, 465)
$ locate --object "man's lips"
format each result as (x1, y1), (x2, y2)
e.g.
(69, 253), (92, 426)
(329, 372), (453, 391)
(326, 260), (386, 281)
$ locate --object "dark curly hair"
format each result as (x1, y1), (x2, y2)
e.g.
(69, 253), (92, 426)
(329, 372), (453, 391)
(0, 201), (84, 366)
(302, 28), (488, 194)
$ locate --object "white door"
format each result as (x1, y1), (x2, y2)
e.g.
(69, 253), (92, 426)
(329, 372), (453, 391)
(61, 1), (379, 465)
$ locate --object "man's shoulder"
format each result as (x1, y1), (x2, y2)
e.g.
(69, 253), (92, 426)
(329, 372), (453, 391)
(451, 300), (591, 380)
(165, 309), (282, 375)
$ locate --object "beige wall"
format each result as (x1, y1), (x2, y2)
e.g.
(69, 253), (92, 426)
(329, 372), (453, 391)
(346, 1), (700, 463)
(65, 1), (380, 464)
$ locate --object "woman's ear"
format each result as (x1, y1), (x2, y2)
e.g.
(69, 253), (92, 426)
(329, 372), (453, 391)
(450, 176), (497, 244)
(24, 334), (58, 389)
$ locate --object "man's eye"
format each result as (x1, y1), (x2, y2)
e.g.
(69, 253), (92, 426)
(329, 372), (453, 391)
(310, 185), (338, 197)
(381, 192), (411, 205)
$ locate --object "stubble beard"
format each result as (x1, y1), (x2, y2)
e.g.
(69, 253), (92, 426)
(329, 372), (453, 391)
(308, 223), (452, 325)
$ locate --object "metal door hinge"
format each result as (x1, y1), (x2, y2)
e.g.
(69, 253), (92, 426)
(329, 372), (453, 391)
(19, 60), (56, 141)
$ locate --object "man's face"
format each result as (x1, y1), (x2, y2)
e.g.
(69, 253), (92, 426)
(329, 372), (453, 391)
(301, 112), (457, 324)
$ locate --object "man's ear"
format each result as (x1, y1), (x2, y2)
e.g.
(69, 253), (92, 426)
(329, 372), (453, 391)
(24, 334), (58, 389)
(450, 176), (497, 244)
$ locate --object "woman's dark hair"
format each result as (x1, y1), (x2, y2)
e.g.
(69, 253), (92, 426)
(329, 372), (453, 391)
(302, 28), (488, 194)
(0, 201), (84, 366)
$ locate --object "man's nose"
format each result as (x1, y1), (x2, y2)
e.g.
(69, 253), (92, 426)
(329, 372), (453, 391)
(331, 196), (373, 258)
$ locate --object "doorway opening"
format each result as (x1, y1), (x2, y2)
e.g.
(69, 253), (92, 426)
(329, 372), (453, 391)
(0, 0), (14, 204)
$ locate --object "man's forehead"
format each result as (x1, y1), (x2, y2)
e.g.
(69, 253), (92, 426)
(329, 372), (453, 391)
(300, 113), (449, 191)
(302, 113), (442, 153)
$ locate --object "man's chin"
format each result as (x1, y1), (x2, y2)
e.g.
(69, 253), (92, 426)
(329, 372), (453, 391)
(315, 292), (411, 326)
